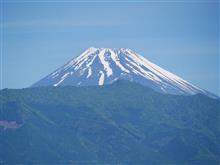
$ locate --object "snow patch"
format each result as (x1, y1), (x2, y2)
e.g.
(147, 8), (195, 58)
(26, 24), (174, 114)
(109, 49), (130, 73)
(87, 68), (92, 78)
(53, 73), (70, 86)
(98, 49), (113, 77)
(125, 57), (161, 82)
(125, 50), (202, 94)
(98, 71), (105, 85)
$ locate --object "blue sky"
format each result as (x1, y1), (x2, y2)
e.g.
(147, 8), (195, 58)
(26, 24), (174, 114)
(0, 1), (219, 95)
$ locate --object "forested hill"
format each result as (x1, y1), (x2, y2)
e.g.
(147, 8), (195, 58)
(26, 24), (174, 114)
(0, 81), (219, 164)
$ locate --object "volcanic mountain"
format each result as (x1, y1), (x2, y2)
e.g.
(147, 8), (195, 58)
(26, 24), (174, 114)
(32, 47), (212, 96)
(2, 48), (220, 164)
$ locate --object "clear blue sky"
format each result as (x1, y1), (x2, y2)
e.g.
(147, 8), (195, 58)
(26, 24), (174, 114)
(0, 1), (219, 95)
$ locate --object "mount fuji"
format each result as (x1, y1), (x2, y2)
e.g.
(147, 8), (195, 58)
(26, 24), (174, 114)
(32, 47), (214, 97)
(2, 48), (220, 164)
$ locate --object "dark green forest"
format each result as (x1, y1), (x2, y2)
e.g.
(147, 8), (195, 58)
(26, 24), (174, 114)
(0, 81), (219, 164)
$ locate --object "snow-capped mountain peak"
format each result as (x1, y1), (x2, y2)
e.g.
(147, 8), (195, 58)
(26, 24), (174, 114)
(32, 47), (214, 97)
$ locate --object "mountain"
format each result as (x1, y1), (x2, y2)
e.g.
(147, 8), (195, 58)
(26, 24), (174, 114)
(1, 81), (219, 164)
(32, 47), (214, 97)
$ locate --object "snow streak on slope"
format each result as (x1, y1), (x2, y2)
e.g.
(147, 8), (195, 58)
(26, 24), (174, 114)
(32, 47), (214, 97)
(109, 49), (130, 73)
(98, 49), (113, 77)
(99, 71), (105, 85)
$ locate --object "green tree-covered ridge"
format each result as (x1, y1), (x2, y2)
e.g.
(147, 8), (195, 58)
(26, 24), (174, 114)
(0, 81), (219, 164)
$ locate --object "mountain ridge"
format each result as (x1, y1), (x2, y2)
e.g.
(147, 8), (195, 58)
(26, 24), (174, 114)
(1, 81), (219, 164)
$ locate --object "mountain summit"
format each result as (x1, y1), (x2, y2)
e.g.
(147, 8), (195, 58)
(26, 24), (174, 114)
(32, 47), (211, 96)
